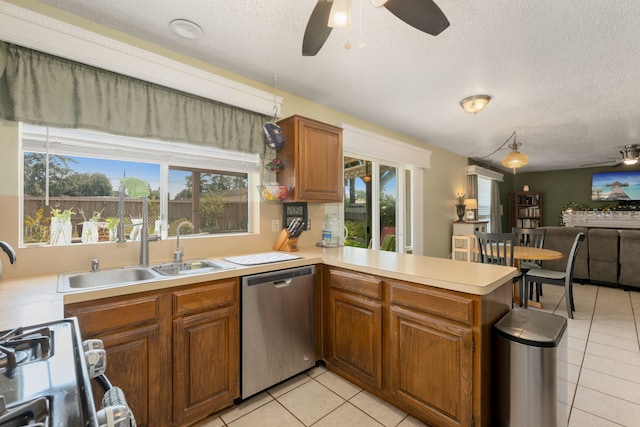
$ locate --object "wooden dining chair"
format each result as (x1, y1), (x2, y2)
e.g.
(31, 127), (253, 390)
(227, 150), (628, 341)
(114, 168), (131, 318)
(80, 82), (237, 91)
(524, 233), (586, 319)
(512, 227), (546, 300)
(475, 232), (522, 305)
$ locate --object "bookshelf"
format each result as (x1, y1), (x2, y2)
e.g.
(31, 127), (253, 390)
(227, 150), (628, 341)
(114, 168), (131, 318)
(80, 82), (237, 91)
(509, 192), (542, 229)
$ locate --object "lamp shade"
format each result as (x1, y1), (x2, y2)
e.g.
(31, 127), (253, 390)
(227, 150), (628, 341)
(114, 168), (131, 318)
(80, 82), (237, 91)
(460, 95), (491, 114)
(464, 199), (478, 209)
(502, 151), (529, 169)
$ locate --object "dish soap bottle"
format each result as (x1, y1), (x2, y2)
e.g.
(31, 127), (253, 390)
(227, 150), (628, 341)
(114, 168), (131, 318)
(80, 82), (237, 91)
(322, 213), (341, 247)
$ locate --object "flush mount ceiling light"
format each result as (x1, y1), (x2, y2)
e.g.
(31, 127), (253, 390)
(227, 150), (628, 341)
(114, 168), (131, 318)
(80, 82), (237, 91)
(460, 95), (491, 114)
(501, 132), (529, 174)
(170, 19), (204, 40)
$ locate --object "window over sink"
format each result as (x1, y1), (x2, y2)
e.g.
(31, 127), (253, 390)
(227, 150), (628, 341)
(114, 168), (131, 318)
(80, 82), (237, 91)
(20, 124), (258, 246)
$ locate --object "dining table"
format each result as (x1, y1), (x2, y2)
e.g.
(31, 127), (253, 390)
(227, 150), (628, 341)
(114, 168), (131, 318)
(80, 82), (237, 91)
(473, 244), (564, 308)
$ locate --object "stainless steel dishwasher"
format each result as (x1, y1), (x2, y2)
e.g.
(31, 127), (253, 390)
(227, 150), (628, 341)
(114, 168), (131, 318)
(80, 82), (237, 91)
(241, 265), (316, 398)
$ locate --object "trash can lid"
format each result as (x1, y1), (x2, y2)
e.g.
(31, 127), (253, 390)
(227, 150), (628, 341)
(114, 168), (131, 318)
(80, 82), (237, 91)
(494, 308), (567, 348)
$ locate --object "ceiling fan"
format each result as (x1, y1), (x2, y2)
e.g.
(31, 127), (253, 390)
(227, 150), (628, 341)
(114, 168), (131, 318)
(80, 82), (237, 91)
(302, 0), (450, 56)
(582, 144), (640, 167)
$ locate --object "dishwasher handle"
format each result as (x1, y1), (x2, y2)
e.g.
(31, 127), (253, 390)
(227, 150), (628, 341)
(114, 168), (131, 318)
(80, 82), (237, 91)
(273, 278), (292, 288)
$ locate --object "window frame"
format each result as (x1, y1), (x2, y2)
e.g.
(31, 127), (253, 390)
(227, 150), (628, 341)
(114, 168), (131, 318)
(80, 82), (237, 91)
(19, 123), (260, 247)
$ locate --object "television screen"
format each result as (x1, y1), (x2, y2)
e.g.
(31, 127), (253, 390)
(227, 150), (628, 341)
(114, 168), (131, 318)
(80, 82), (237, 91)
(592, 171), (640, 201)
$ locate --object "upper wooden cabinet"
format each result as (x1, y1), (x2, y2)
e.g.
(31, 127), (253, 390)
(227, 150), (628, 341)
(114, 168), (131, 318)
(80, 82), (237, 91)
(277, 115), (343, 202)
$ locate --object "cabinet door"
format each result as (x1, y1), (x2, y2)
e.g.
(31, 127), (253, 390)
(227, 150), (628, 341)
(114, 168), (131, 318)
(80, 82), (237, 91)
(66, 294), (170, 427)
(388, 306), (473, 427)
(278, 115), (343, 202)
(97, 325), (164, 427)
(326, 288), (383, 390)
(173, 306), (239, 424)
(296, 118), (343, 202)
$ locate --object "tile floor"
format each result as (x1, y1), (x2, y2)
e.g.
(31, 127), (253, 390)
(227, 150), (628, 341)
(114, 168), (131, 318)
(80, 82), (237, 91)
(193, 283), (640, 427)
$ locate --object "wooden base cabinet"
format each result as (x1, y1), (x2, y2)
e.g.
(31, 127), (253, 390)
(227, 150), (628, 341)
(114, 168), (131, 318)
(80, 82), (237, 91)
(324, 268), (383, 390)
(172, 280), (239, 425)
(65, 278), (239, 427)
(388, 282), (474, 427)
(322, 266), (511, 427)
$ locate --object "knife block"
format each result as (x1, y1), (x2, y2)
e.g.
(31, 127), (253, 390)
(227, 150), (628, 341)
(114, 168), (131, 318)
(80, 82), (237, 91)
(272, 229), (299, 252)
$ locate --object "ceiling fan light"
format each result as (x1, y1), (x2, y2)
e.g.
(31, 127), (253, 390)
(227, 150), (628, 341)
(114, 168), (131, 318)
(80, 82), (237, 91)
(623, 158), (638, 165)
(460, 95), (491, 114)
(328, 0), (352, 29)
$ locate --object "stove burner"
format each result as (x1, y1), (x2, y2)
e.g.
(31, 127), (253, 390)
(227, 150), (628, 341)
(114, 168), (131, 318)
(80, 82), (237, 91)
(0, 395), (50, 427)
(0, 327), (51, 371)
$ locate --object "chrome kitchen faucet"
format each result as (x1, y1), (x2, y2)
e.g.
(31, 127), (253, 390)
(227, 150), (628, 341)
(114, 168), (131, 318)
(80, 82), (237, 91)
(174, 221), (194, 262)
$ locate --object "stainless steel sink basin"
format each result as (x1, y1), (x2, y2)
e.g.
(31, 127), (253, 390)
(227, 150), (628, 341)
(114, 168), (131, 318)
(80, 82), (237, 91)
(59, 267), (163, 291)
(150, 259), (234, 276)
(58, 259), (234, 293)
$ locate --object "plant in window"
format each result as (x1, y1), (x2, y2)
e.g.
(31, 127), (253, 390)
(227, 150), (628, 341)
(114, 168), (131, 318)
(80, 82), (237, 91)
(49, 208), (75, 246)
(24, 207), (48, 243)
(105, 217), (120, 241)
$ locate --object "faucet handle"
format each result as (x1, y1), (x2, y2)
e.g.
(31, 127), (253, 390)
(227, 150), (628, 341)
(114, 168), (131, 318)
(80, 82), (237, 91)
(91, 259), (99, 272)
(0, 241), (16, 264)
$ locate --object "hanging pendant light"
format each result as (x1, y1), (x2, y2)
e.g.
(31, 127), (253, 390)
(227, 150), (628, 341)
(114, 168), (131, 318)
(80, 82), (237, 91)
(501, 134), (528, 174)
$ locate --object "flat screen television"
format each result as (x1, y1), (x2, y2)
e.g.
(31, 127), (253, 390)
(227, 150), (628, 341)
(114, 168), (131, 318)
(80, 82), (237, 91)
(592, 171), (640, 201)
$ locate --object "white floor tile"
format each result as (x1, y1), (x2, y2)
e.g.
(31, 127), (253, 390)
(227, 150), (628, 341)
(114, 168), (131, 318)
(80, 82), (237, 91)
(227, 400), (304, 427)
(573, 386), (640, 426)
(312, 402), (382, 427)
(277, 379), (345, 425)
(588, 330), (640, 353)
(586, 341), (640, 367)
(569, 408), (624, 426)
(314, 370), (363, 400)
(268, 372), (313, 398)
(579, 368), (640, 405)
(582, 353), (640, 383)
(349, 390), (407, 427)
(219, 392), (273, 424)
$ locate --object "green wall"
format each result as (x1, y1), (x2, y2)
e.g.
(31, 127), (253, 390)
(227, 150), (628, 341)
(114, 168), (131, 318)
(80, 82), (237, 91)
(511, 165), (640, 227)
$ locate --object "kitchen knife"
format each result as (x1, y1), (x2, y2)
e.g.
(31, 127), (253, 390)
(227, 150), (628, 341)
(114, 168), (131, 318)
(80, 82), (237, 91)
(287, 218), (300, 233)
(290, 221), (305, 238)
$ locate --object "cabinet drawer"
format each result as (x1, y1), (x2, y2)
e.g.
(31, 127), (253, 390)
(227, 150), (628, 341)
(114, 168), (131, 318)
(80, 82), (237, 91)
(327, 267), (383, 300)
(173, 279), (238, 317)
(389, 281), (474, 325)
(66, 294), (160, 335)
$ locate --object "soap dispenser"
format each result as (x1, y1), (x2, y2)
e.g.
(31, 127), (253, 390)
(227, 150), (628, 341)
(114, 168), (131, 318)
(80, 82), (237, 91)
(0, 240), (17, 279)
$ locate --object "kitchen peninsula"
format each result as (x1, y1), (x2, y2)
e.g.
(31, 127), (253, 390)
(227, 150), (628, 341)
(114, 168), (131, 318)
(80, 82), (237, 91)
(0, 246), (516, 427)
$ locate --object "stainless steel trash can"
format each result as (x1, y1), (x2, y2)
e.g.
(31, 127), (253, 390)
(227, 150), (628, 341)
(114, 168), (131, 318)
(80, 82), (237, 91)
(494, 308), (568, 427)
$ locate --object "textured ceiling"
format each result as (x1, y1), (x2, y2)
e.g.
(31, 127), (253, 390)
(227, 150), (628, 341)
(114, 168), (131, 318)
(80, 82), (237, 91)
(34, 0), (640, 173)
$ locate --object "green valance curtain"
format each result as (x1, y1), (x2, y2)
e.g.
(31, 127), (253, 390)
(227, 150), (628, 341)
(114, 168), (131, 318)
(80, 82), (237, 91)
(0, 42), (270, 154)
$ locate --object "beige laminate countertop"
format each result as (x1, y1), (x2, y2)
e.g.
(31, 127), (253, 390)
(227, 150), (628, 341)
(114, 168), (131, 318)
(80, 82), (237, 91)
(0, 246), (517, 330)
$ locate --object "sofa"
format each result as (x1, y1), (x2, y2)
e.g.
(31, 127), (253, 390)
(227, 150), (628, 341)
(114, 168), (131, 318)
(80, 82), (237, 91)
(619, 230), (640, 289)
(588, 228), (619, 284)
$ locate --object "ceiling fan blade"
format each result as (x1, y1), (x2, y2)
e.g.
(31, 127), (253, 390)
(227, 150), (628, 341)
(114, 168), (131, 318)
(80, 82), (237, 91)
(302, 1), (334, 56)
(383, 0), (450, 36)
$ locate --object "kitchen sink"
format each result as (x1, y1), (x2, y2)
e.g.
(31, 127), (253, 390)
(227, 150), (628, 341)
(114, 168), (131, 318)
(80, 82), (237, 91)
(58, 259), (234, 293)
(150, 260), (234, 276)
(59, 267), (163, 291)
